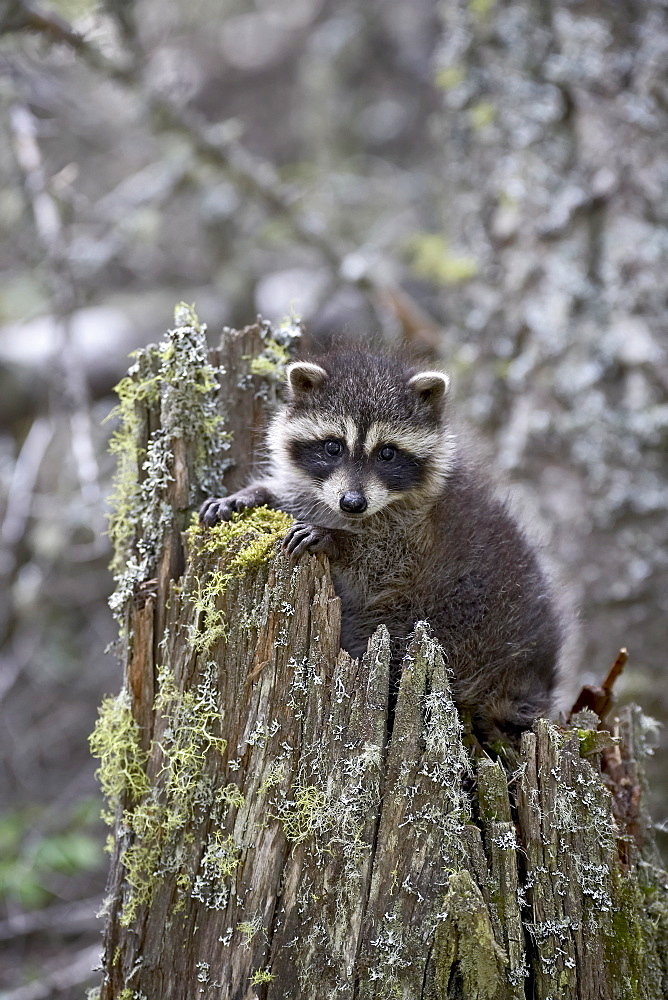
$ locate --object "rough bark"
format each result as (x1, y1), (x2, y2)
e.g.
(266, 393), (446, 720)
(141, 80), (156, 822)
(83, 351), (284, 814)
(92, 311), (668, 1000)
(431, 0), (668, 829)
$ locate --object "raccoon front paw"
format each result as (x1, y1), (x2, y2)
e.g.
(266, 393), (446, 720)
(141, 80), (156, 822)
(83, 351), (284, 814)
(200, 491), (261, 526)
(282, 522), (337, 560)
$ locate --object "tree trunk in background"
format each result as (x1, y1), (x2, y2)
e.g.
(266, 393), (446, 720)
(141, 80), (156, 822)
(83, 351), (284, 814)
(91, 312), (668, 999)
(431, 0), (668, 827)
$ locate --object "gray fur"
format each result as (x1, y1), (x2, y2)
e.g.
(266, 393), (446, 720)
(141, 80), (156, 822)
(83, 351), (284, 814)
(200, 350), (571, 745)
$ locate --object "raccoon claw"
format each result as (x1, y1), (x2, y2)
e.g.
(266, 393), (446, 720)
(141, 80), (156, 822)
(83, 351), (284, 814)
(199, 494), (251, 526)
(200, 486), (277, 526)
(282, 522), (337, 560)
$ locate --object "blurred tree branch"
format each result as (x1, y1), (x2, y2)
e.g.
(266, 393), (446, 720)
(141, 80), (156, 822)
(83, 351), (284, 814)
(0, 416), (52, 577)
(0, 0), (134, 80)
(0, 897), (99, 941)
(1, 0), (441, 352)
(0, 944), (100, 1000)
(1, 0), (343, 262)
(8, 100), (101, 506)
(0, 0), (86, 49)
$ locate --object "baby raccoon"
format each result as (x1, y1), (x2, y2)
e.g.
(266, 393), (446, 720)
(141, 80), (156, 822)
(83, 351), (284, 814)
(200, 351), (568, 744)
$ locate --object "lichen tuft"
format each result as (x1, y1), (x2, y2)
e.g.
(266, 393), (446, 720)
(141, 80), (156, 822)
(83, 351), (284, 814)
(89, 692), (149, 824)
(249, 969), (276, 985)
(279, 784), (328, 845)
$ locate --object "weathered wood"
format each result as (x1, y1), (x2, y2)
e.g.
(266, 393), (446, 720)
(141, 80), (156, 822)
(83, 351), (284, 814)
(92, 310), (668, 1000)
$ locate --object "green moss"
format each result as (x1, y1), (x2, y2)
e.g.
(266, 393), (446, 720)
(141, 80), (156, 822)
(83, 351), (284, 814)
(576, 727), (617, 756)
(604, 868), (651, 999)
(432, 871), (506, 999)
(192, 506), (293, 563)
(186, 507), (293, 651)
(88, 693), (149, 824)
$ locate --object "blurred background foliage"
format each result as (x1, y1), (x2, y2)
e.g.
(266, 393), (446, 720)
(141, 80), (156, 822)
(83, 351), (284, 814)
(1, 0), (668, 995)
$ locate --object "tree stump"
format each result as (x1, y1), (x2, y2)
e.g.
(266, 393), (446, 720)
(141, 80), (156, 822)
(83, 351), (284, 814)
(91, 307), (668, 1000)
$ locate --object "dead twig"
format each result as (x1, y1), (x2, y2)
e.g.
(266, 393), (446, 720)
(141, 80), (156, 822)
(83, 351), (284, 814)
(569, 647), (629, 722)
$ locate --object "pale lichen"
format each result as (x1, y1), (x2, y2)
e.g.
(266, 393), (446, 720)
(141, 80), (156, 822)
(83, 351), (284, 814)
(258, 760), (287, 797)
(154, 664), (228, 811)
(238, 915), (263, 946)
(249, 313), (302, 388)
(106, 303), (229, 621)
(192, 830), (241, 910)
(116, 814), (162, 926)
(187, 570), (229, 651)
(218, 783), (245, 809)
(249, 336), (290, 378)
(278, 784), (328, 845)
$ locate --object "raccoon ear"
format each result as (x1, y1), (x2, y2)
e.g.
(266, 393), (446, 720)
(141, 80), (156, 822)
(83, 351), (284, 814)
(408, 370), (450, 412)
(286, 362), (328, 397)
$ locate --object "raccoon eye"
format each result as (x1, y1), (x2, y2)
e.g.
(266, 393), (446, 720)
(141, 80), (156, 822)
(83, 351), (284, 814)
(378, 445), (396, 461)
(324, 439), (343, 457)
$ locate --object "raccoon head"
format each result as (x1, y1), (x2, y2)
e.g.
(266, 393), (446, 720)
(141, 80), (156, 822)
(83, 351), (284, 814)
(267, 352), (455, 521)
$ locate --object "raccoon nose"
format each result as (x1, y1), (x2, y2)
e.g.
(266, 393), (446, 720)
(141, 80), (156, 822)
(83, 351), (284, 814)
(340, 491), (368, 514)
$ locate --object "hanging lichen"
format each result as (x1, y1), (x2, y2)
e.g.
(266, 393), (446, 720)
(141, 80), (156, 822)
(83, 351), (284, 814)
(89, 692), (150, 825)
